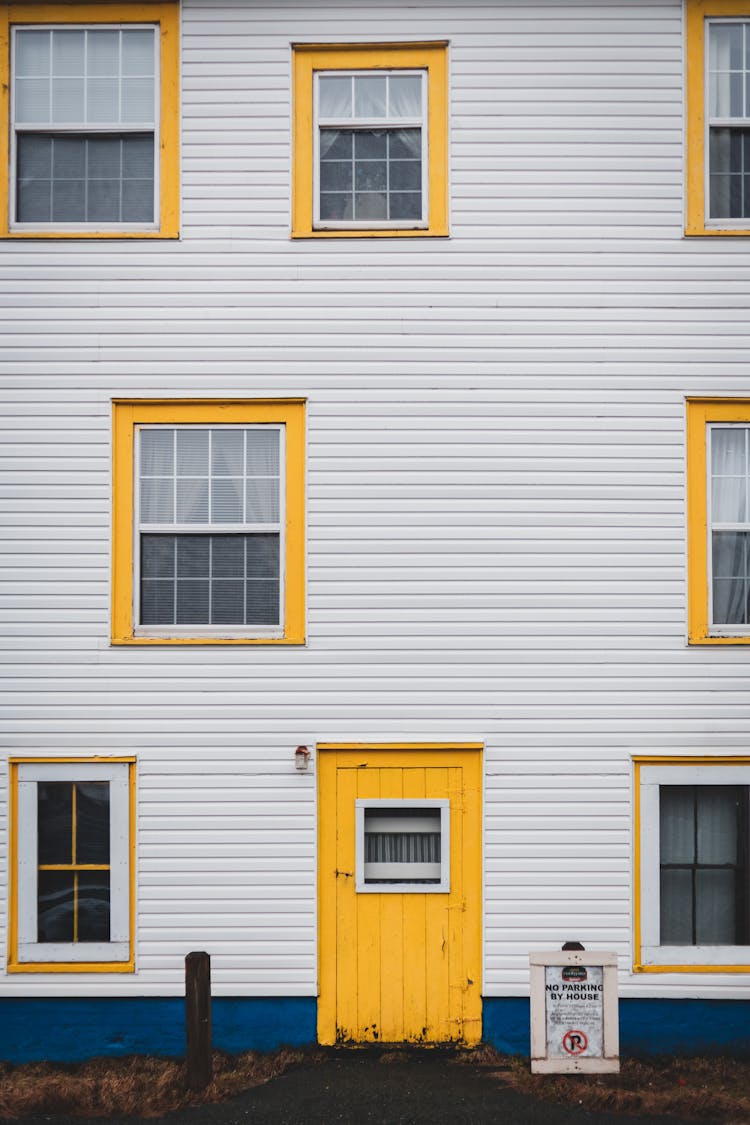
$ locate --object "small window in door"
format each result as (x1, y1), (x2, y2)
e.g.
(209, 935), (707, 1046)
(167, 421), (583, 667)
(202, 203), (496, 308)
(355, 799), (450, 893)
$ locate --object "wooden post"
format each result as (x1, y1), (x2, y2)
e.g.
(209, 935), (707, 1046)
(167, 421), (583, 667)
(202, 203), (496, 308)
(185, 951), (213, 1091)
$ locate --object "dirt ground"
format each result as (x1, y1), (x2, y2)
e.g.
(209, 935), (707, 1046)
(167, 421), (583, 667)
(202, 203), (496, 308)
(0, 1047), (742, 1125)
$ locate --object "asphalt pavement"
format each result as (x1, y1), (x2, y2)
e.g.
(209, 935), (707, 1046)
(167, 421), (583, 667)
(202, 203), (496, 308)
(0, 1050), (717, 1125)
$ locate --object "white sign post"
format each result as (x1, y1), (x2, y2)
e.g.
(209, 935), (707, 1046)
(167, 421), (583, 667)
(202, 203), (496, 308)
(529, 950), (619, 1074)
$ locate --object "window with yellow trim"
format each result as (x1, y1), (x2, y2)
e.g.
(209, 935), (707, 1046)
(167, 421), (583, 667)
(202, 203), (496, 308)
(1, 2), (179, 238)
(686, 0), (750, 235)
(292, 43), (448, 237)
(9, 759), (135, 971)
(635, 759), (750, 971)
(686, 399), (750, 642)
(112, 401), (306, 644)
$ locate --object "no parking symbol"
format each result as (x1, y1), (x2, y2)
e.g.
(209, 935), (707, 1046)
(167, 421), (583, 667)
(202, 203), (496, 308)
(562, 1029), (588, 1056)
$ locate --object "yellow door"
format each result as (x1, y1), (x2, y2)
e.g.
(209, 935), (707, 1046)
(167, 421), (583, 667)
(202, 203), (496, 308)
(318, 745), (482, 1046)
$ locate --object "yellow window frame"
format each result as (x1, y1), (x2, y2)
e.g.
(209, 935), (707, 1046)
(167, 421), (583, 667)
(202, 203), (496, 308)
(687, 398), (750, 643)
(112, 399), (306, 645)
(633, 755), (750, 973)
(8, 756), (136, 974)
(0, 1), (180, 239)
(686, 0), (750, 235)
(291, 42), (449, 239)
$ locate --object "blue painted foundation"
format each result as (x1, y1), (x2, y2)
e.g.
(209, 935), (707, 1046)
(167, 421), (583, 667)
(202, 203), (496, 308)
(0, 997), (316, 1064)
(482, 997), (750, 1058)
(4, 995), (750, 1063)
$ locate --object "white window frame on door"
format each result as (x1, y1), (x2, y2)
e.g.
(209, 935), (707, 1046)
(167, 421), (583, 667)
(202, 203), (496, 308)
(16, 761), (131, 965)
(355, 798), (450, 893)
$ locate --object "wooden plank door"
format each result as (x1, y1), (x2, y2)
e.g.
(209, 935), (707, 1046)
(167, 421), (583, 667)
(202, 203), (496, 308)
(318, 746), (482, 1046)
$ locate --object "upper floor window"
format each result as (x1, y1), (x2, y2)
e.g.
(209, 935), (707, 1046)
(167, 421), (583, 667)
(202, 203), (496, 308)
(112, 401), (306, 645)
(687, 399), (750, 643)
(292, 43), (448, 238)
(686, 1), (750, 235)
(1, 2), (179, 238)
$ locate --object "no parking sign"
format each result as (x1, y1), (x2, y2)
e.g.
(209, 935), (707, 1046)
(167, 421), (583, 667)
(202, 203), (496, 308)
(529, 950), (620, 1074)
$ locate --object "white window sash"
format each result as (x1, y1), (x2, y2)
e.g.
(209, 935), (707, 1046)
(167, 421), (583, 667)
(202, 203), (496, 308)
(9, 23), (160, 231)
(17, 762), (130, 964)
(355, 798), (450, 894)
(132, 424), (286, 638)
(313, 68), (429, 230)
(704, 18), (750, 227)
(706, 424), (750, 635)
(639, 763), (750, 965)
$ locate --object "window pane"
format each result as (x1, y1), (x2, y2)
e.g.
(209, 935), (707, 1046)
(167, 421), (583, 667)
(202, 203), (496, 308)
(712, 474), (746, 521)
(712, 427), (747, 476)
(246, 579), (280, 624)
(177, 537), (209, 577)
(390, 192), (422, 220)
(38, 782), (73, 865)
(247, 533), (280, 577)
(16, 30), (50, 77)
(176, 479), (209, 523)
(710, 129), (750, 217)
(660, 868), (693, 944)
(355, 130), (387, 159)
(355, 75), (387, 118)
(212, 580), (245, 623)
(141, 535), (175, 578)
(696, 869), (737, 944)
(87, 179), (120, 223)
(122, 29), (155, 76)
(320, 161), (353, 192)
(141, 429), (173, 475)
(246, 479), (279, 522)
(51, 77), (85, 123)
(122, 77), (155, 123)
(38, 871), (75, 943)
(140, 478), (174, 523)
(320, 192), (352, 220)
(660, 787), (695, 864)
(15, 77), (50, 122)
(213, 536), (245, 577)
(87, 77), (119, 124)
(177, 429), (209, 475)
(212, 430), (244, 476)
(320, 129), (352, 160)
(246, 430), (280, 475)
(76, 782), (110, 865)
(319, 75), (352, 118)
(76, 873), (111, 942)
(713, 576), (749, 624)
(389, 75), (422, 117)
(696, 787), (739, 864)
(355, 191), (387, 219)
(177, 580), (209, 623)
(212, 479), (243, 522)
(87, 30), (119, 77)
(710, 22), (744, 72)
(52, 30), (85, 78)
(712, 531), (748, 577)
(141, 579), (175, 623)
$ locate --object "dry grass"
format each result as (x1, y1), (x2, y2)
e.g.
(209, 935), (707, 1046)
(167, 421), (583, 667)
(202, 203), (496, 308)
(459, 1047), (750, 1122)
(0, 1048), (322, 1119)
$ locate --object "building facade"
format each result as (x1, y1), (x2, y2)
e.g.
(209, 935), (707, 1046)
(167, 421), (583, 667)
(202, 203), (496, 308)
(2, 0), (750, 1061)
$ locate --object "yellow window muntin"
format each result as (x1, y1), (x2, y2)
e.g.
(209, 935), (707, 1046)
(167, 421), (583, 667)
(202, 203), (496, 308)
(292, 42), (448, 238)
(686, 0), (750, 235)
(112, 400), (306, 645)
(687, 398), (750, 643)
(8, 757), (136, 974)
(0, 1), (179, 239)
(633, 755), (750, 973)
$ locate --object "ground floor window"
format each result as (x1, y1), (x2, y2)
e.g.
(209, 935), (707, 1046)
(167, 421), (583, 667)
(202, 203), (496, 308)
(635, 758), (750, 971)
(9, 758), (134, 971)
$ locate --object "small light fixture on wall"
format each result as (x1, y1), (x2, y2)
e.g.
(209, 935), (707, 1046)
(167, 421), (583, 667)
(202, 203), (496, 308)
(295, 745), (311, 772)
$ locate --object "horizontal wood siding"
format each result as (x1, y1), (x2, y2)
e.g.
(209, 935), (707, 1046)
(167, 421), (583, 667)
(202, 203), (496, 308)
(2, 0), (750, 1001)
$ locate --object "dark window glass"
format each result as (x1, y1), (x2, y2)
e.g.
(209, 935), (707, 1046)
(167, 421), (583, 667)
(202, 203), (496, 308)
(38, 871), (75, 942)
(76, 782), (110, 865)
(76, 873), (111, 942)
(38, 782), (72, 865)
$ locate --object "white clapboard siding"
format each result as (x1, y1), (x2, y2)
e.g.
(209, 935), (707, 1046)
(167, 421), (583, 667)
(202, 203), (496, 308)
(4, 0), (750, 1005)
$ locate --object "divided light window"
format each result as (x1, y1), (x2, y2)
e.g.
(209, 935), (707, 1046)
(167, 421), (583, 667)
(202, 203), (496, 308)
(12, 760), (132, 968)
(707, 20), (750, 221)
(136, 426), (283, 635)
(708, 424), (750, 631)
(660, 785), (750, 946)
(11, 25), (158, 228)
(315, 70), (426, 229)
